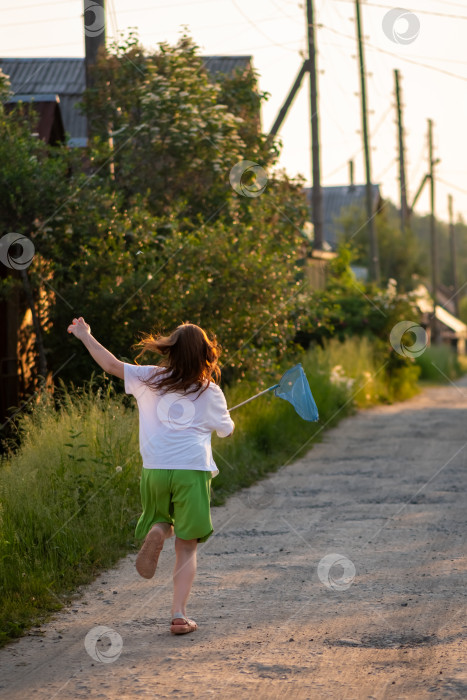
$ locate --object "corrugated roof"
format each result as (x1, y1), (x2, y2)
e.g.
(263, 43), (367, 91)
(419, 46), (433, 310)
(0, 58), (87, 142)
(304, 184), (382, 249)
(0, 55), (253, 144)
(0, 58), (85, 93)
(202, 56), (252, 76)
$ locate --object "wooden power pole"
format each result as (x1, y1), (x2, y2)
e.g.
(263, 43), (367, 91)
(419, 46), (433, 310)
(306, 0), (324, 251)
(355, 0), (379, 283)
(448, 194), (459, 318)
(394, 69), (408, 231)
(428, 118), (439, 342)
(267, 2), (324, 251)
(84, 0), (106, 92)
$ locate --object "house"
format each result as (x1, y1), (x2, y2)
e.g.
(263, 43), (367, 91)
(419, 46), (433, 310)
(1, 58), (87, 146)
(303, 183), (383, 250)
(300, 183), (383, 288)
(412, 283), (467, 354)
(4, 93), (65, 145)
(0, 55), (254, 147)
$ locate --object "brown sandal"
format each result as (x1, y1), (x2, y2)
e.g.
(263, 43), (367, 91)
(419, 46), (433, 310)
(170, 613), (198, 635)
(135, 525), (165, 579)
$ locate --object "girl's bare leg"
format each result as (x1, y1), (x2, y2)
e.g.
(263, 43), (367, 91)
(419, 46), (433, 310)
(171, 537), (198, 619)
(154, 522), (174, 539)
(135, 522), (174, 579)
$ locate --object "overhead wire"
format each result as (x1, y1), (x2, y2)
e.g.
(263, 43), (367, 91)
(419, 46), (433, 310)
(323, 105), (392, 180)
(374, 156), (397, 182)
(437, 177), (467, 198)
(2, 14), (81, 28)
(332, 0), (467, 22)
(321, 24), (467, 83)
(230, 0), (303, 53)
(0, 0), (221, 12)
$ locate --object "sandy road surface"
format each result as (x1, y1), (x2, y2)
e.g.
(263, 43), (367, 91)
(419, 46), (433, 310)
(1, 381), (466, 699)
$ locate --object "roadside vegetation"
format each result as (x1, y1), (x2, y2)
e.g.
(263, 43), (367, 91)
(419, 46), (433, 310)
(0, 33), (464, 646)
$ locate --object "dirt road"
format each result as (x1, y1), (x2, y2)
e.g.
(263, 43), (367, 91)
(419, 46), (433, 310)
(1, 381), (466, 699)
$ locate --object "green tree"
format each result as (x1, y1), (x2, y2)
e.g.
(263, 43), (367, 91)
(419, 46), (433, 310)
(80, 34), (276, 220)
(0, 107), (72, 380)
(337, 200), (426, 291)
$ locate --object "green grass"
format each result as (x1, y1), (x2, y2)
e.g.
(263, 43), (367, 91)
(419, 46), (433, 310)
(0, 337), (421, 646)
(0, 383), (142, 644)
(416, 344), (463, 383)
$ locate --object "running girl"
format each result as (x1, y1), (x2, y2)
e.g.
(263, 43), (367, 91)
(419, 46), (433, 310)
(67, 317), (234, 635)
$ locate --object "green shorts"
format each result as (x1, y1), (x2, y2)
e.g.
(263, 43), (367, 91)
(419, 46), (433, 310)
(135, 468), (213, 543)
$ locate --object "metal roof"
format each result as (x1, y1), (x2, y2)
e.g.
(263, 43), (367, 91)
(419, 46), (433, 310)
(304, 184), (382, 249)
(0, 55), (253, 145)
(0, 58), (87, 143)
(202, 56), (252, 76)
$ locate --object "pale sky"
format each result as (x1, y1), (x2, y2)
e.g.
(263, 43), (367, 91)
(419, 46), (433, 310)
(1, 0), (466, 223)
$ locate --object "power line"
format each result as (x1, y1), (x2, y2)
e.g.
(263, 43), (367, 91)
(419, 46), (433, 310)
(1, 37), (305, 56)
(270, 0), (303, 24)
(321, 24), (467, 83)
(443, 0), (467, 9)
(443, 0), (465, 10)
(406, 55), (467, 67)
(323, 105), (392, 180)
(333, 0), (467, 21)
(0, 0), (73, 10)
(230, 0), (302, 53)
(438, 177), (467, 198)
(374, 155), (396, 182)
(2, 14), (81, 28)
(0, 0), (221, 12)
(107, 0), (119, 38)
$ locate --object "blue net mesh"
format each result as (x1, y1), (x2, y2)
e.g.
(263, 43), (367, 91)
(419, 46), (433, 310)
(274, 363), (319, 422)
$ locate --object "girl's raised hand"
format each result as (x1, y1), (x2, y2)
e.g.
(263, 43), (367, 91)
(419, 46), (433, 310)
(67, 317), (91, 339)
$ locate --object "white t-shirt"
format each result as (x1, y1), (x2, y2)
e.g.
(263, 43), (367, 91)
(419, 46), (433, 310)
(124, 364), (234, 477)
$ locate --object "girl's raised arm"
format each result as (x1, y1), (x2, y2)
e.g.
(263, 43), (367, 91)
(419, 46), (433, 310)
(67, 317), (125, 379)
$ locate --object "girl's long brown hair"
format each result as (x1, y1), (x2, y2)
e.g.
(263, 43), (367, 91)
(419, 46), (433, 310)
(134, 323), (221, 395)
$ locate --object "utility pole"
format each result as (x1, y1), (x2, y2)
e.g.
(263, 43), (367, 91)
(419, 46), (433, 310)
(394, 69), (408, 231)
(267, 2), (324, 252)
(355, 0), (379, 283)
(306, 0), (324, 251)
(84, 0), (106, 92)
(448, 194), (459, 318)
(428, 118), (439, 343)
(349, 159), (354, 187)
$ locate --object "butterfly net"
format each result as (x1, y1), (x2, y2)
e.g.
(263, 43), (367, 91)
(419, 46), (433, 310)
(274, 363), (319, 422)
